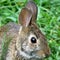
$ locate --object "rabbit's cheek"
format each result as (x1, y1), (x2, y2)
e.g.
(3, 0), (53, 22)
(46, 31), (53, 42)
(22, 42), (36, 53)
(22, 44), (34, 52)
(27, 43), (40, 52)
(35, 50), (46, 58)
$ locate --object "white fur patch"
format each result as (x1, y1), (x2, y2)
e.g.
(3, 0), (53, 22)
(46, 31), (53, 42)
(19, 26), (22, 35)
(19, 50), (41, 59)
(19, 50), (33, 59)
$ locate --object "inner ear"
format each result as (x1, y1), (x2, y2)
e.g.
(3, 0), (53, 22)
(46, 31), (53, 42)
(19, 8), (32, 27)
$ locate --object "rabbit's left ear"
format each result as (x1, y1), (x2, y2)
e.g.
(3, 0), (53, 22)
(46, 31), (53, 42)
(19, 8), (32, 27)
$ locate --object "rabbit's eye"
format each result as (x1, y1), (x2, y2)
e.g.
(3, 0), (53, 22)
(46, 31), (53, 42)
(31, 37), (36, 43)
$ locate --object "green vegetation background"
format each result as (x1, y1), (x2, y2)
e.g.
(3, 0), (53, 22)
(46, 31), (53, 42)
(0, 0), (60, 60)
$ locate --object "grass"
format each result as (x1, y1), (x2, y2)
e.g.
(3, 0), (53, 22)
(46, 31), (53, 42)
(0, 0), (60, 60)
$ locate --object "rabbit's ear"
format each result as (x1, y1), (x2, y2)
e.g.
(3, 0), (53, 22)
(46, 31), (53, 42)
(26, 1), (38, 22)
(19, 8), (32, 27)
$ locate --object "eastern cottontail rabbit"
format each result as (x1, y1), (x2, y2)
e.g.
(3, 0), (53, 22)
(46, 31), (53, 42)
(0, 1), (50, 60)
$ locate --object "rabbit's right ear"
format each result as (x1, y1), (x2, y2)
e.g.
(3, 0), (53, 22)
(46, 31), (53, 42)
(19, 8), (32, 27)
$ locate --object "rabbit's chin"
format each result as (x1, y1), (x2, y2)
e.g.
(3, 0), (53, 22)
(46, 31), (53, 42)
(17, 50), (45, 59)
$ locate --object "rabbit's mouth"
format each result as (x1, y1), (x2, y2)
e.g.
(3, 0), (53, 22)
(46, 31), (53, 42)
(17, 47), (45, 60)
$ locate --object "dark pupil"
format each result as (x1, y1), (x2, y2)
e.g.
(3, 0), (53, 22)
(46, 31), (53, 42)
(31, 37), (36, 43)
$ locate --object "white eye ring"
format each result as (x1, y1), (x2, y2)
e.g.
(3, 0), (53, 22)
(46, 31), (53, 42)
(28, 33), (37, 43)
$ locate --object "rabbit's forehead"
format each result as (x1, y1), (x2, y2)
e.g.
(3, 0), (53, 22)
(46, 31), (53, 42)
(30, 24), (43, 38)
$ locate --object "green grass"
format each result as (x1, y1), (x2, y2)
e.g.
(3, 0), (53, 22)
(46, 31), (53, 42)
(0, 0), (60, 60)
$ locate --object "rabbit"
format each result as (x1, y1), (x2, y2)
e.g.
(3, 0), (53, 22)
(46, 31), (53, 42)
(0, 1), (50, 60)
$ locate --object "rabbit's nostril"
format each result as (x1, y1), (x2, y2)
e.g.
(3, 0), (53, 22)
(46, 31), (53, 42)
(31, 37), (36, 43)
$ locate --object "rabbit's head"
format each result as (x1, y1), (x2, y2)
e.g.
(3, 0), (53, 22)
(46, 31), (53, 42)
(16, 1), (50, 59)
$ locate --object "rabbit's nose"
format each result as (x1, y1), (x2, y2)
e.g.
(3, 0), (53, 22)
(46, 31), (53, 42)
(45, 54), (50, 58)
(45, 51), (51, 58)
